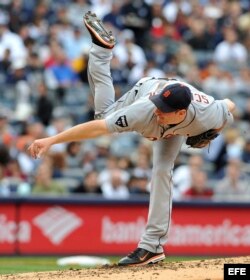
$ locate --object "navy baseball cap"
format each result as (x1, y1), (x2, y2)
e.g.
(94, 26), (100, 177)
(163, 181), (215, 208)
(150, 83), (192, 113)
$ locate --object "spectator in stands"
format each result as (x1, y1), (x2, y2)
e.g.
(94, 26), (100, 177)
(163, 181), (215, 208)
(128, 170), (149, 195)
(16, 121), (45, 153)
(67, 0), (91, 28)
(15, 121), (45, 178)
(150, 1), (167, 41)
(4, 158), (27, 182)
(241, 137), (250, 164)
(0, 164), (15, 196)
(101, 168), (130, 199)
(213, 27), (248, 72)
(3, 157), (31, 196)
(42, 37), (62, 69)
(135, 139), (153, 164)
(0, 112), (15, 147)
(35, 81), (54, 127)
(7, 0), (33, 33)
(215, 159), (250, 200)
(151, 1), (180, 41)
(7, 56), (27, 84)
(0, 143), (10, 169)
(242, 30), (250, 60)
(201, 15), (223, 50)
(110, 54), (128, 88)
(16, 143), (38, 179)
(114, 29), (147, 84)
(184, 65), (204, 91)
(217, 1), (243, 30)
(120, 0), (153, 48)
(175, 43), (197, 77)
(49, 152), (66, 178)
(184, 18), (214, 51)
(223, 127), (244, 161)
(26, 50), (45, 89)
(234, 67), (250, 97)
(142, 59), (166, 80)
(32, 160), (67, 195)
(182, 168), (213, 199)
(46, 116), (71, 153)
(147, 40), (170, 70)
(98, 155), (118, 183)
(238, 7), (250, 34)
(81, 149), (98, 175)
(132, 153), (152, 181)
(240, 98), (250, 123)
(0, 165), (7, 196)
(71, 170), (102, 194)
(117, 156), (134, 172)
(0, 48), (11, 74)
(45, 48), (79, 103)
(173, 154), (205, 198)
(0, 11), (27, 63)
(0, 143), (32, 196)
(91, 0), (112, 19)
(202, 62), (236, 99)
(102, 0), (123, 32)
(202, 133), (226, 178)
(93, 136), (112, 171)
(27, 1), (51, 44)
(64, 141), (83, 169)
(206, 127), (244, 179)
(7, 57), (35, 122)
(75, 50), (90, 85)
(60, 25), (90, 61)
(98, 154), (130, 185)
(162, 0), (191, 25)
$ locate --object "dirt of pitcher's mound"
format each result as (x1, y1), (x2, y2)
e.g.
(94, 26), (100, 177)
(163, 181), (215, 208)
(1, 256), (249, 280)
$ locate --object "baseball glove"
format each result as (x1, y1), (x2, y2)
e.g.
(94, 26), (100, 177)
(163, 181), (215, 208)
(186, 129), (219, 148)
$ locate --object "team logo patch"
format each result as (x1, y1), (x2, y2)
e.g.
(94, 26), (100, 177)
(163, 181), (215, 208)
(115, 115), (128, 127)
(163, 90), (171, 98)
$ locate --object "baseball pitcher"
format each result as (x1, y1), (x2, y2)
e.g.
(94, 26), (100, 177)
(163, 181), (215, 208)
(28, 12), (235, 266)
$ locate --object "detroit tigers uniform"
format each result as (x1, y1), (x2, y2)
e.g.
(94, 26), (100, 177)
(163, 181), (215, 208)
(87, 44), (233, 253)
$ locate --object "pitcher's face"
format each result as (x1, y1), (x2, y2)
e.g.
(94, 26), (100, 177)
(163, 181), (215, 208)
(154, 109), (187, 125)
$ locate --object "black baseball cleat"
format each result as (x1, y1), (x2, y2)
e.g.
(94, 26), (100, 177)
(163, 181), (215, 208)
(118, 248), (165, 266)
(83, 11), (116, 49)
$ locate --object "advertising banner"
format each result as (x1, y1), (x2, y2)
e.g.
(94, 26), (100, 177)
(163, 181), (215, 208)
(18, 204), (147, 254)
(168, 207), (250, 255)
(0, 204), (18, 254)
(0, 201), (249, 255)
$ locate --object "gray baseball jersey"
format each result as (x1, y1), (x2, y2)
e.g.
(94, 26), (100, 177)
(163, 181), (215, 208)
(87, 43), (234, 254)
(104, 78), (233, 139)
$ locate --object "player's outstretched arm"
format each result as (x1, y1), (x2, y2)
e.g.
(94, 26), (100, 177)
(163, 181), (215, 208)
(28, 119), (109, 159)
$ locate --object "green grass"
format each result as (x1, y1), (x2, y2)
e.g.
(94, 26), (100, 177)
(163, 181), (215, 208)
(0, 257), (62, 274)
(0, 256), (211, 275)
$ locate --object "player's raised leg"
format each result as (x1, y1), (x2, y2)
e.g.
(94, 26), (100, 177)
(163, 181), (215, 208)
(84, 11), (115, 49)
(83, 11), (116, 118)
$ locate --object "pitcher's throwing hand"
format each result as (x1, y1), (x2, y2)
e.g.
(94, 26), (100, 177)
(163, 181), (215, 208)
(28, 138), (53, 159)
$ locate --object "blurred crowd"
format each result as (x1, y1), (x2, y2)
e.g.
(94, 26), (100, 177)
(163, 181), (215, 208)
(0, 0), (250, 201)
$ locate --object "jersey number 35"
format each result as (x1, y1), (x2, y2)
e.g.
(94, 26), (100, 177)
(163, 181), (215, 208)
(194, 93), (209, 104)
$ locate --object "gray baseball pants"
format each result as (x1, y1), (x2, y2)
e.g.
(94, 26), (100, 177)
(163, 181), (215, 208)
(88, 44), (183, 253)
